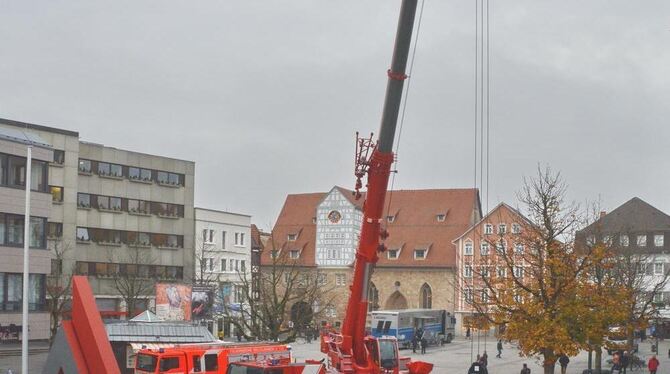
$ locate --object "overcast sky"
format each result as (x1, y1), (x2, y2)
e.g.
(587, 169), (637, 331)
(1, 1), (668, 229)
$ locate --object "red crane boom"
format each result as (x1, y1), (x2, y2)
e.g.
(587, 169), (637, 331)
(322, 1), (432, 373)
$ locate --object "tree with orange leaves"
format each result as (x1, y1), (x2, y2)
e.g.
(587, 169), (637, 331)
(467, 167), (623, 374)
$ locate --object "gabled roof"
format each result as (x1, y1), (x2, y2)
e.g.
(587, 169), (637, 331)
(130, 310), (162, 323)
(262, 188), (480, 268)
(452, 202), (533, 243)
(581, 197), (670, 233)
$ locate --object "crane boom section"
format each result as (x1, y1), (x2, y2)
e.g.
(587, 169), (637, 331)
(340, 0), (419, 370)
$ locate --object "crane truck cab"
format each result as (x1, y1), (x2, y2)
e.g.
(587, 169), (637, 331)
(134, 342), (294, 374)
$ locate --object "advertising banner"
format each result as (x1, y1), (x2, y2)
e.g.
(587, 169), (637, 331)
(155, 283), (192, 321)
(191, 285), (215, 320)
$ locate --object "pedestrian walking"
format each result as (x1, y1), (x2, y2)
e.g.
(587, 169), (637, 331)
(648, 355), (659, 374)
(558, 354), (570, 374)
(480, 351), (488, 367)
(520, 363), (531, 374)
(621, 351), (630, 374)
(420, 333), (428, 354)
(466, 327), (471, 339)
(412, 329), (419, 353)
(611, 352), (623, 374)
(496, 339), (503, 358)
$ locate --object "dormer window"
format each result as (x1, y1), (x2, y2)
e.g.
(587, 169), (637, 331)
(464, 241), (473, 256)
(288, 234), (297, 241)
(436, 214), (446, 222)
(484, 224), (493, 235)
(289, 250), (300, 259)
(512, 223), (521, 234)
(498, 224), (507, 234)
(387, 249), (399, 259)
(414, 249), (427, 260)
(387, 215), (396, 223)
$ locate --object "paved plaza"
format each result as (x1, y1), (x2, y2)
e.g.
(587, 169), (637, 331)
(1, 337), (669, 373)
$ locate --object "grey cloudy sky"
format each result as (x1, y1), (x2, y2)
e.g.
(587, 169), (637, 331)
(1, 1), (668, 229)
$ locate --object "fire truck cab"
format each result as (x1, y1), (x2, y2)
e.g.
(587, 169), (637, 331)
(134, 342), (296, 374)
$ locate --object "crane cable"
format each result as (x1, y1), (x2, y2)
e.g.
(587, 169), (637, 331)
(384, 0), (426, 230)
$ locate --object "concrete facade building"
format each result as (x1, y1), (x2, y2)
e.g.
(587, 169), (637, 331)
(0, 118), (195, 320)
(0, 126), (55, 340)
(263, 187), (481, 328)
(194, 208), (251, 338)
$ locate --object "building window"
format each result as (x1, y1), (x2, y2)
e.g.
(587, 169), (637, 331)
(480, 242), (489, 256)
(414, 249), (427, 260)
(436, 214), (446, 222)
(97, 162), (110, 176)
(288, 234), (297, 241)
(387, 249), (399, 259)
(514, 294), (523, 303)
(50, 186), (63, 202)
(368, 283), (380, 312)
(78, 159), (92, 173)
(289, 250), (300, 259)
(514, 266), (524, 278)
(97, 196), (109, 210)
(76, 227), (90, 242)
(47, 222), (63, 238)
(128, 199), (150, 214)
(498, 224), (507, 234)
(5, 156), (48, 192)
(221, 231), (226, 249)
(221, 259), (227, 272)
(235, 233), (245, 246)
(464, 241), (473, 255)
(637, 235), (647, 247)
(480, 266), (490, 278)
(512, 223), (521, 234)
(420, 283), (432, 309)
(241, 260), (246, 272)
(464, 289), (473, 303)
(53, 150), (65, 164)
(29, 217), (45, 248)
(497, 266), (506, 278)
(336, 274), (346, 286)
(157, 171), (182, 186)
(111, 164), (123, 177)
(654, 263), (664, 275)
(514, 243), (524, 254)
(484, 224), (493, 235)
(620, 235), (629, 247)
(387, 215), (396, 223)
(603, 235), (613, 246)
(481, 289), (489, 303)
(464, 265), (473, 278)
(77, 193), (91, 208)
(496, 240), (506, 253)
(655, 235), (664, 247)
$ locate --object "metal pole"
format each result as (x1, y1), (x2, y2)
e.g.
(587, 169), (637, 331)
(22, 146), (32, 374)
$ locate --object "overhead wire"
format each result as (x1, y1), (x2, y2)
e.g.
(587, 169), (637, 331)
(384, 0), (426, 228)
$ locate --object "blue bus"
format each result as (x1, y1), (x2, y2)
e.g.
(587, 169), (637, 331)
(368, 309), (456, 349)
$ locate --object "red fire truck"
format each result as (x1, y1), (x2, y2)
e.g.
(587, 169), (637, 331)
(134, 342), (325, 374)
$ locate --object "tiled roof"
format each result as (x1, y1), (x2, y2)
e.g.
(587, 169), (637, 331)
(262, 188), (480, 268)
(250, 224), (264, 251)
(581, 197), (670, 233)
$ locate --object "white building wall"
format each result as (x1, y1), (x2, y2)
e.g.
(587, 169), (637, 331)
(315, 188), (362, 267)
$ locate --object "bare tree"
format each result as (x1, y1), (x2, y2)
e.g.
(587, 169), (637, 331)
(219, 235), (336, 343)
(109, 246), (156, 318)
(46, 237), (74, 345)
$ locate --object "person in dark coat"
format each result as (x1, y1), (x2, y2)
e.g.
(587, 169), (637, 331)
(520, 363), (531, 374)
(420, 332), (428, 354)
(466, 327), (471, 339)
(468, 360), (488, 374)
(621, 351), (630, 374)
(480, 351), (488, 367)
(558, 354), (570, 374)
(412, 329), (419, 353)
(496, 339), (503, 358)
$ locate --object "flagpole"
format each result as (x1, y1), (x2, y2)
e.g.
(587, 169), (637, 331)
(22, 145), (32, 374)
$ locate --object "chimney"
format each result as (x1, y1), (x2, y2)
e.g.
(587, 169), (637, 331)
(600, 211), (607, 219)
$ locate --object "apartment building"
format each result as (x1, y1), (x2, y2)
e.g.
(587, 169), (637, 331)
(0, 118), (195, 318)
(195, 208), (251, 337)
(0, 126), (54, 340)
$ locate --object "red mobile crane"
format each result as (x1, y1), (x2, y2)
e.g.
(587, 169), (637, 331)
(321, 1), (432, 373)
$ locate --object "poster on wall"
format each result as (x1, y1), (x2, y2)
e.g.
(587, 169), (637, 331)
(155, 283), (192, 321)
(191, 285), (215, 320)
